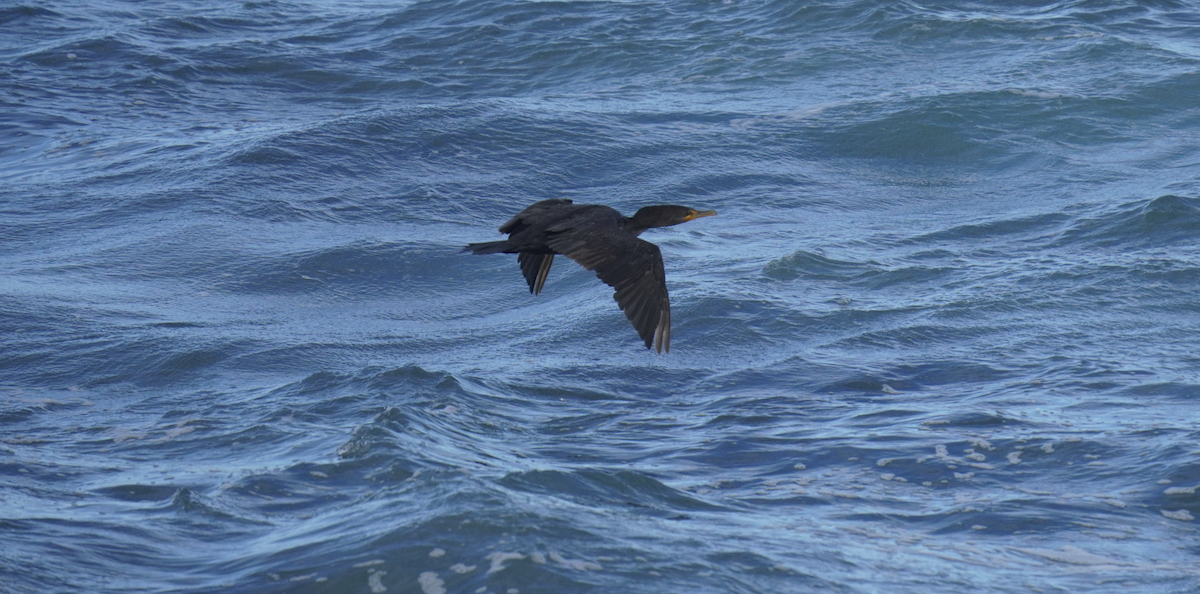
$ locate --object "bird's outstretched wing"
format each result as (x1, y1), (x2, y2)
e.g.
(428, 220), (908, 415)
(517, 252), (554, 295)
(547, 224), (671, 353)
(501, 199), (574, 295)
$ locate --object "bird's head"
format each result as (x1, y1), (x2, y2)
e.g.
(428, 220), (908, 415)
(629, 205), (718, 231)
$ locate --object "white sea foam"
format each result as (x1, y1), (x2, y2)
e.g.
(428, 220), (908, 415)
(486, 552), (524, 574)
(417, 572), (445, 594)
(549, 552), (602, 571)
(1161, 509), (1194, 521)
(968, 438), (994, 451)
(368, 569), (387, 593)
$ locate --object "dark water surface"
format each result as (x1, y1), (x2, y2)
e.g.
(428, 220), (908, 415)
(3, 1), (1200, 593)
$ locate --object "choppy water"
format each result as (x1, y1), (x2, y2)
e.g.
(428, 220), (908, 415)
(4, 1), (1200, 593)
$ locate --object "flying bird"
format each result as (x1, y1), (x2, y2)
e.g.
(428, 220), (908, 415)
(464, 199), (717, 353)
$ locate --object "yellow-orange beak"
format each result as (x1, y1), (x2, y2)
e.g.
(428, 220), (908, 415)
(684, 209), (718, 222)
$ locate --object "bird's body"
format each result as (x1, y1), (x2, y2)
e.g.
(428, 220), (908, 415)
(465, 199), (717, 353)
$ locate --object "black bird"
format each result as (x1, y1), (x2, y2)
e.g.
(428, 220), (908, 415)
(464, 199), (717, 353)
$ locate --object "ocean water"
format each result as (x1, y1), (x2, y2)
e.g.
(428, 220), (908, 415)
(3, 0), (1200, 592)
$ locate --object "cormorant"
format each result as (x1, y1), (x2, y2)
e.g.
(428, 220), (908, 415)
(464, 199), (717, 353)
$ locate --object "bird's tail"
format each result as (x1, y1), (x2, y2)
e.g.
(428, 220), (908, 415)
(463, 240), (511, 255)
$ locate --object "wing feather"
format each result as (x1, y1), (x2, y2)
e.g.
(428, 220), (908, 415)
(547, 225), (672, 353)
(517, 252), (554, 295)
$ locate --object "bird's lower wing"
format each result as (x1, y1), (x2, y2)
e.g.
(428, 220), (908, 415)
(517, 252), (554, 295)
(548, 227), (671, 353)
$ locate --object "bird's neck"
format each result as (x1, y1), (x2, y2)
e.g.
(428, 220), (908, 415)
(622, 217), (651, 236)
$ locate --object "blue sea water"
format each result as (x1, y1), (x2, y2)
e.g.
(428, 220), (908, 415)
(3, 0), (1200, 592)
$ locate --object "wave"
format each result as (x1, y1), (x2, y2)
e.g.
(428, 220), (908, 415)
(499, 468), (729, 515)
(1052, 194), (1200, 248)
